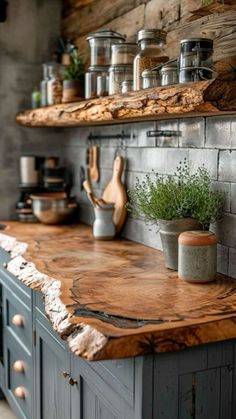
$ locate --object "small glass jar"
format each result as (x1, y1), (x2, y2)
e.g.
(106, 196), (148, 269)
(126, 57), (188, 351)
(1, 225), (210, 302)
(160, 63), (178, 86)
(85, 66), (109, 99)
(108, 65), (133, 95)
(97, 74), (109, 97)
(121, 80), (133, 94)
(111, 43), (138, 65)
(40, 63), (49, 107)
(142, 69), (159, 89)
(86, 29), (125, 66)
(133, 29), (169, 91)
(47, 64), (63, 105)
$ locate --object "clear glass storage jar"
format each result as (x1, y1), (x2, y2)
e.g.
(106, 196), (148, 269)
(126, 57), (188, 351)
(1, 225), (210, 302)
(85, 66), (109, 99)
(160, 62), (178, 86)
(111, 43), (138, 65)
(108, 65), (133, 95)
(86, 29), (125, 67)
(133, 29), (169, 91)
(142, 69), (159, 89)
(47, 64), (63, 105)
(179, 38), (213, 83)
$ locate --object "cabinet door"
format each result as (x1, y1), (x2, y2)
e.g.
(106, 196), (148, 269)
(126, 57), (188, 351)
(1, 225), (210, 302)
(35, 320), (70, 419)
(71, 355), (134, 419)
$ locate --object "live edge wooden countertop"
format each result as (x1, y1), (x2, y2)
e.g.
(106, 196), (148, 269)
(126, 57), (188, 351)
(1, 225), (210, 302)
(0, 221), (236, 361)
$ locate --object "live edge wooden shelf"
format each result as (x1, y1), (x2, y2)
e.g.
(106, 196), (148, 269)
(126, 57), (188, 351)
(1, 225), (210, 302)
(1, 221), (236, 361)
(16, 78), (236, 128)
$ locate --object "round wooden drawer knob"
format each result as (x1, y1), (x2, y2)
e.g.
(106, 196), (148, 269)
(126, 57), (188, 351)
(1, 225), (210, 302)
(13, 360), (25, 373)
(14, 386), (26, 399)
(12, 314), (25, 327)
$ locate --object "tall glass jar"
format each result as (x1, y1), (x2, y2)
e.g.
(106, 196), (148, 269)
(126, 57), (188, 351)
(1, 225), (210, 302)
(47, 64), (63, 105)
(133, 29), (169, 91)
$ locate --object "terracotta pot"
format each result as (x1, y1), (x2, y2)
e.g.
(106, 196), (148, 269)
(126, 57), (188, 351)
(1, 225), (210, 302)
(62, 78), (84, 103)
(158, 218), (202, 271)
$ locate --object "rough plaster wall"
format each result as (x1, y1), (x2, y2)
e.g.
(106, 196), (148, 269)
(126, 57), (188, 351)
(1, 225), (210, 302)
(62, 116), (236, 279)
(0, 0), (64, 219)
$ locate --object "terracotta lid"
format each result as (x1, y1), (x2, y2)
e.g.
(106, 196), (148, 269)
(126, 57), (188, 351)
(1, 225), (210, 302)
(178, 230), (217, 246)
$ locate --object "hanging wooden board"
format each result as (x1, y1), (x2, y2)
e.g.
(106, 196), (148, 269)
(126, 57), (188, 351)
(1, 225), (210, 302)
(102, 155), (127, 233)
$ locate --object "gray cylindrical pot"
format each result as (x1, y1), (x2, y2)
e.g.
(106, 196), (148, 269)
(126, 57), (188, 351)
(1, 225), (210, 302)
(158, 218), (202, 271)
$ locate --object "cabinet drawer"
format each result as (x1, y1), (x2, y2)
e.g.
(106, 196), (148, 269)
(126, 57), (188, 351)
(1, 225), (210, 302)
(4, 287), (32, 353)
(5, 332), (32, 419)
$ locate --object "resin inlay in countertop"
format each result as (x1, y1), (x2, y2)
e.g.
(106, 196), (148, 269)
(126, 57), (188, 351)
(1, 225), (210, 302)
(0, 222), (236, 360)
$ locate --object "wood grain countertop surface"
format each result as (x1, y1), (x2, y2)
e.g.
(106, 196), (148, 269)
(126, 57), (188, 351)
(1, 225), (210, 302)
(0, 221), (236, 361)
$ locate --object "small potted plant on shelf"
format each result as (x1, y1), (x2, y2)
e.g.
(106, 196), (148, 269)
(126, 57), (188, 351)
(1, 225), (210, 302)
(62, 48), (84, 103)
(127, 159), (225, 270)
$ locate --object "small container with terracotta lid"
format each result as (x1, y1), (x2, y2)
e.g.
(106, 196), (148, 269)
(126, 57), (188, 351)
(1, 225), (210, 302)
(178, 230), (217, 283)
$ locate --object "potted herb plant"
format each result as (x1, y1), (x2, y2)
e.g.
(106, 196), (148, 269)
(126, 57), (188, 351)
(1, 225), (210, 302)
(127, 159), (225, 270)
(62, 48), (84, 103)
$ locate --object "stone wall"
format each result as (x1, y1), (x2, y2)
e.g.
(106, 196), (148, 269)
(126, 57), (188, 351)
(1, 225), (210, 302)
(62, 115), (236, 279)
(0, 0), (64, 218)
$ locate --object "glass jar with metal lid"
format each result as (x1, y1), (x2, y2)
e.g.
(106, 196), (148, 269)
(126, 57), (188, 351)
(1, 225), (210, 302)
(133, 29), (169, 91)
(142, 69), (159, 89)
(179, 38), (213, 83)
(85, 66), (109, 99)
(160, 62), (178, 86)
(86, 29), (125, 67)
(108, 65), (133, 95)
(111, 43), (138, 65)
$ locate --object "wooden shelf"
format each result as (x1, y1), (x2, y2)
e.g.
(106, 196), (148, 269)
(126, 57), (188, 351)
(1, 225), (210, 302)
(16, 78), (236, 128)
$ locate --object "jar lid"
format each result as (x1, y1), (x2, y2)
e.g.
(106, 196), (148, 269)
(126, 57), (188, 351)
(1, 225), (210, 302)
(108, 64), (133, 72)
(111, 42), (137, 50)
(179, 230), (217, 246)
(88, 65), (109, 72)
(141, 69), (158, 77)
(137, 29), (167, 43)
(180, 37), (213, 45)
(160, 63), (177, 72)
(87, 29), (125, 41)
(121, 80), (133, 86)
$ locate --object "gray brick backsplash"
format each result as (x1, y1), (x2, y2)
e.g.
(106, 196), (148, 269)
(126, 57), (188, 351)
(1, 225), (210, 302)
(219, 150), (236, 182)
(179, 117), (205, 148)
(189, 149), (218, 180)
(215, 213), (236, 248)
(131, 121), (156, 147)
(206, 116), (236, 149)
(230, 183), (236, 213)
(156, 119), (179, 148)
(211, 181), (230, 212)
(217, 244), (229, 276)
(229, 248), (236, 279)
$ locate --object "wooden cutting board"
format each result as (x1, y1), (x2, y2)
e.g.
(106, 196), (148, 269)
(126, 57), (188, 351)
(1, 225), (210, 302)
(102, 155), (127, 233)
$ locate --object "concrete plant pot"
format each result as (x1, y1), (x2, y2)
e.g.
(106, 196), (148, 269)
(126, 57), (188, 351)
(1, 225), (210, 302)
(158, 218), (202, 271)
(62, 78), (84, 103)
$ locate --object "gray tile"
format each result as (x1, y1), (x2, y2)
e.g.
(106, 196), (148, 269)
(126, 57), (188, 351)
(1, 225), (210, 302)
(179, 117), (205, 148)
(219, 150), (236, 182)
(206, 116), (236, 149)
(215, 213), (236, 248)
(189, 149), (218, 180)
